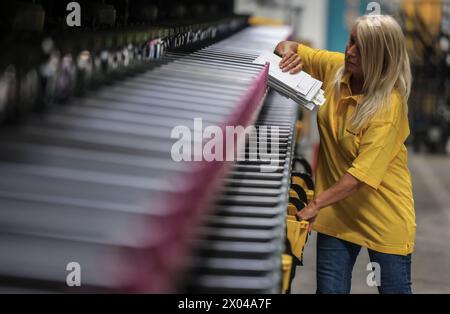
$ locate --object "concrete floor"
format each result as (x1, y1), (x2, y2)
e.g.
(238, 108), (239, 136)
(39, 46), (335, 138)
(292, 122), (450, 294)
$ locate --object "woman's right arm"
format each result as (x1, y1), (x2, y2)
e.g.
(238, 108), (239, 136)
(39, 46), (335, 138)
(274, 41), (303, 74)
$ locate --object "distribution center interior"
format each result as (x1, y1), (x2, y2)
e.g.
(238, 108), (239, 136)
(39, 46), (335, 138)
(0, 0), (449, 294)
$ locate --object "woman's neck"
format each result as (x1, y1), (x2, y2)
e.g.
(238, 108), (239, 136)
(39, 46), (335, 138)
(350, 74), (364, 95)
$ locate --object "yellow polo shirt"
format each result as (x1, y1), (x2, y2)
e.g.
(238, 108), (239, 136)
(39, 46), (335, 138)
(297, 44), (416, 255)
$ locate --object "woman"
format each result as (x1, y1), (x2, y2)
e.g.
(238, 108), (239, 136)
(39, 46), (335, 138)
(275, 15), (416, 294)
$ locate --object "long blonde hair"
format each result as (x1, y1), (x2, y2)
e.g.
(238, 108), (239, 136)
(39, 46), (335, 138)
(334, 15), (412, 130)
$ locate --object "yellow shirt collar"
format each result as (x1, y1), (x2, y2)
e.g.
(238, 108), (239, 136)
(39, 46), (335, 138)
(340, 72), (363, 102)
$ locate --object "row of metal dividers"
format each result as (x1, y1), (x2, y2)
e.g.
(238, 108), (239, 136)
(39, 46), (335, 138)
(282, 99), (315, 294)
(197, 26), (316, 294)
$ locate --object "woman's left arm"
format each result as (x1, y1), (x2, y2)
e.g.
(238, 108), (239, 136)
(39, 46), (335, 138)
(297, 173), (365, 231)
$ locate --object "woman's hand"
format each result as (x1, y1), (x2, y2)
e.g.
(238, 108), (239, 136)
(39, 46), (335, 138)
(297, 200), (320, 232)
(274, 41), (303, 74)
(279, 51), (303, 74)
(296, 173), (365, 233)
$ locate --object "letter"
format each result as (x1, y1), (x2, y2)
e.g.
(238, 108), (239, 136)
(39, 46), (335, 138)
(196, 301), (205, 310)
(205, 301), (212, 312)
(258, 126), (269, 162)
(366, 262), (381, 287)
(66, 2), (81, 27)
(66, 262), (81, 287)
(246, 126), (258, 162)
(203, 126), (224, 162)
(261, 126), (280, 173)
(193, 118), (203, 162)
(226, 125), (255, 162)
(366, 2), (381, 15)
(171, 126), (192, 162)
(366, 2), (382, 28)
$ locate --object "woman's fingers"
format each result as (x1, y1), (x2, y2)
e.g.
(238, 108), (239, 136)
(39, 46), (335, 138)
(297, 203), (319, 234)
(285, 59), (302, 73)
(297, 205), (319, 222)
(281, 55), (298, 71)
(290, 62), (303, 74)
(280, 52), (297, 68)
(279, 54), (303, 73)
(283, 57), (300, 70)
(280, 52), (296, 67)
(296, 208), (310, 221)
(279, 51), (295, 66)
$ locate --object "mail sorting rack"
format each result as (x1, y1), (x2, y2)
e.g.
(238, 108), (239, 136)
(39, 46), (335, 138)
(0, 47), (269, 293)
(178, 92), (299, 294)
(207, 26), (294, 56)
(165, 37), (312, 293)
(171, 26), (293, 66)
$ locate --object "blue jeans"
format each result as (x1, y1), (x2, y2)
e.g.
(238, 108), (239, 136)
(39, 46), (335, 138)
(316, 233), (412, 294)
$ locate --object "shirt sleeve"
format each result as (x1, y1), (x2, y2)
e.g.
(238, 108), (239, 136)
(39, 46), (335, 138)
(347, 118), (409, 190)
(297, 44), (345, 83)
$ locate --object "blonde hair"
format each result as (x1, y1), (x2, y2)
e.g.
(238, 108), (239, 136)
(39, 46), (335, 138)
(334, 15), (412, 130)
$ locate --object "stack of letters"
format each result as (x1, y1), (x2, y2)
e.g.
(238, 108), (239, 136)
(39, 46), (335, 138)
(254, 51), (326, 110)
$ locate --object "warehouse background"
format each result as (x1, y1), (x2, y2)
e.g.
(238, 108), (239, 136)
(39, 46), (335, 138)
(236, 0), (450, 294)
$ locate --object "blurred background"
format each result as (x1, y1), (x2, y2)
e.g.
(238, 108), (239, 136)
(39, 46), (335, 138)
(0, 0), (449, 294)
